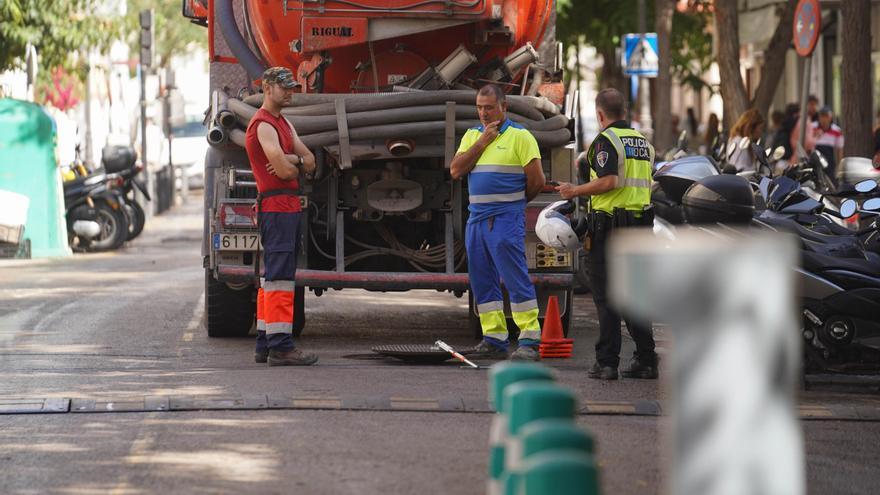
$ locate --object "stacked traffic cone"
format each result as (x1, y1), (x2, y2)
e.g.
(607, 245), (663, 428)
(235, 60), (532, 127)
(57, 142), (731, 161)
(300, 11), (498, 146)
(539, 296), (573, 358)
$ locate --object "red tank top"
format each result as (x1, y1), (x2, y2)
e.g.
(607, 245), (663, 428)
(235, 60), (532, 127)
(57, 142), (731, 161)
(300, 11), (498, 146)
(245, 108), (301, 212)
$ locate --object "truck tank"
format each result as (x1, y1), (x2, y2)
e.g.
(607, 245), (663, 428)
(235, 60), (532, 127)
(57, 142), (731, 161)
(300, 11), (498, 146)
(242, 0), (554, 93)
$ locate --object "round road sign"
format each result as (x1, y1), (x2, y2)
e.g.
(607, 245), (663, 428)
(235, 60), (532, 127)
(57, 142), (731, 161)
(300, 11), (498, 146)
(793, 0), (822, 57)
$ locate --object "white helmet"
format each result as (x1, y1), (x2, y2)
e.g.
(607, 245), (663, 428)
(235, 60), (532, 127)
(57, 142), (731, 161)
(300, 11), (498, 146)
(535, 201), (581, 252)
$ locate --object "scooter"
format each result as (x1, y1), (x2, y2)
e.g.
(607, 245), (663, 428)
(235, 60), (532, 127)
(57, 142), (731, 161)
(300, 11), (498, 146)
(64, 172), (130, 252)
(101, 145), (150, 241)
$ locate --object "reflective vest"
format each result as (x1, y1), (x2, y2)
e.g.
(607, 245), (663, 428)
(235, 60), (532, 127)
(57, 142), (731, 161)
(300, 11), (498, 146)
(589, 127), (654, 213)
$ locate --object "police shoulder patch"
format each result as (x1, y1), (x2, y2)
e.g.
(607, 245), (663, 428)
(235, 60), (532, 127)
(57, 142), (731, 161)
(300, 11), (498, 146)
(596, 151), (609, 168)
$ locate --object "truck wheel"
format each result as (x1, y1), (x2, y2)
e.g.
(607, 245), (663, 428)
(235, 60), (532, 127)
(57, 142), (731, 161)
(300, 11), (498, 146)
(468, 292), (483, 340)
(292, 287), (306, 337)
(205, 269), (255, 338)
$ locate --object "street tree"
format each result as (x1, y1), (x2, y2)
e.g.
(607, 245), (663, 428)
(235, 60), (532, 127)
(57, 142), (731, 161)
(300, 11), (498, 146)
(713, 0), (797, 129)
(654, 0), (676, 151)
(0, 0), (118, 79)
(125, 0), (206, 70)
(841, 0), (873, 158)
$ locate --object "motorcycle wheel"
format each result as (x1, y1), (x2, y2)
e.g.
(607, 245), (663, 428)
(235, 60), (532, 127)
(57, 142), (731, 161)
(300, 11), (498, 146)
(126, 200), (146, 241)
(89, 201), (129, 251)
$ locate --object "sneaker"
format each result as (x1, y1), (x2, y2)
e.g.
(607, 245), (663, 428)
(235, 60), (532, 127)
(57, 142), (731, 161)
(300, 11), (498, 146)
(587, 362), (618, 380)
(255, 350), (269, 364)
(267, 348), (319, 366)
(464, 339), (509, 360)
(510, 345), (540, 362)
(620, 359), (658, 379)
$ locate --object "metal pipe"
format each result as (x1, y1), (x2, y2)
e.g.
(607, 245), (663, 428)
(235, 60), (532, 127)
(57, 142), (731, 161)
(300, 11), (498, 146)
(207, 126), (228, 146)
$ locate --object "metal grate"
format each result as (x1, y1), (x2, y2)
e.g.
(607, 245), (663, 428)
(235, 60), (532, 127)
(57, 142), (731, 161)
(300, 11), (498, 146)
(372, 344), (453, 364)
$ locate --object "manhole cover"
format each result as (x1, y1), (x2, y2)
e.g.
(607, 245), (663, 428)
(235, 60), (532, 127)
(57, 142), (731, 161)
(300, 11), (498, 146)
(372, 344), (453, 364)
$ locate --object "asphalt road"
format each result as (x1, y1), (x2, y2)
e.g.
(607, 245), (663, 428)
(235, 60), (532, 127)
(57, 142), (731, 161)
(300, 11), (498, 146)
(1, 195), (879, 494)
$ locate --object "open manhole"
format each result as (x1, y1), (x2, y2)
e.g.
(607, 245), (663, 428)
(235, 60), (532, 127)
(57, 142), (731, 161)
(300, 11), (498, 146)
(372, 344), (453, 364)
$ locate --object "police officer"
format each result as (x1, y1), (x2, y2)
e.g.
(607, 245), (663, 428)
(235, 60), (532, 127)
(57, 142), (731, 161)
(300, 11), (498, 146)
(556, 88), (658, 380)
(450, 84), (546, 361)
(245, 67), (318, 366)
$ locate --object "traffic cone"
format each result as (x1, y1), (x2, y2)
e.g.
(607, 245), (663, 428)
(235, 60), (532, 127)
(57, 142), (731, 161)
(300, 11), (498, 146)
(539, 296), (573, 359)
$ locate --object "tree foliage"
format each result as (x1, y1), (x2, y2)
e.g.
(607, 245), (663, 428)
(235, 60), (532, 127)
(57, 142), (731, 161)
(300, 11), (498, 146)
(557, 0), (713, 92)
(0, 0), (119, 79)
(125, 0), (206, 70)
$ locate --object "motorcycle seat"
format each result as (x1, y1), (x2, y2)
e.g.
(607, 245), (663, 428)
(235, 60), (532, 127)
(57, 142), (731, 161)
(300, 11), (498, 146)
(802, 249), (880, 277)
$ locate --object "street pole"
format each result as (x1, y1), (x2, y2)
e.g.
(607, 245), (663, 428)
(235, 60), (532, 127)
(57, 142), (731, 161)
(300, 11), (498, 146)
(797, 56), (812, 158)
(637, 0), (653, 139)
(140, 64), (152, 216)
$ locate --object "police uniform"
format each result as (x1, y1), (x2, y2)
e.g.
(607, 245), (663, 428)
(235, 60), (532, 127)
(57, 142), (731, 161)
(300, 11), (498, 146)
(245, 108), (302, 356)
(582, 121), (657, 370)
(459, 119), (542, 351)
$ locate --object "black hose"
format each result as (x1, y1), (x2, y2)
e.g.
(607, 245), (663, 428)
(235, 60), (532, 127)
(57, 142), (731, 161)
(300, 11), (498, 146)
(242, 91), (550, 121)
(227, 99), (568, 134)
(216, 0), (266, 81)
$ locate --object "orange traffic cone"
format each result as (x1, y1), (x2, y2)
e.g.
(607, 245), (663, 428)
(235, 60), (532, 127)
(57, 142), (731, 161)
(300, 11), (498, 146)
(539, 295), (573, 359)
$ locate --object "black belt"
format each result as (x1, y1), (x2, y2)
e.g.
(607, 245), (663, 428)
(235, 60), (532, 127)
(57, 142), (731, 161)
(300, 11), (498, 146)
(254, 189), (299, 286)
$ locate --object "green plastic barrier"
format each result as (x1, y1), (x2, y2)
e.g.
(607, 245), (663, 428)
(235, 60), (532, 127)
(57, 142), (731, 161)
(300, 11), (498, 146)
(0, 99), (70, 257)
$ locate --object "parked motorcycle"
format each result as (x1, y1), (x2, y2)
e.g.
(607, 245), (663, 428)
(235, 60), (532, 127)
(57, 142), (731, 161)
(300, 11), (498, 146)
(64, 172), (130, 252)
(101, 145), (149, 241)
(675, 172), (880, 373)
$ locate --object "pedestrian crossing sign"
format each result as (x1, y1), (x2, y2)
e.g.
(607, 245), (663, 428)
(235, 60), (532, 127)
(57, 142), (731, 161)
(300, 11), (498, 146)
(623, 33), (659, 77)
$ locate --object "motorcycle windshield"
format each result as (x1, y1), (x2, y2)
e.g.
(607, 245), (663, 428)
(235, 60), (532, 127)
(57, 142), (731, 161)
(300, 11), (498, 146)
(768, 176), (800, 210)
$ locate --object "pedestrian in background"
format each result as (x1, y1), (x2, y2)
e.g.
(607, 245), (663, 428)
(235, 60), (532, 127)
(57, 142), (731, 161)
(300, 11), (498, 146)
(809, 106), (844, 177)
(450, 84), (546, 361)
(555, 88), (658, 380)
(725, 108), (765, 172)
(245, 67), (318, 366)
(702, 112), (720, 154)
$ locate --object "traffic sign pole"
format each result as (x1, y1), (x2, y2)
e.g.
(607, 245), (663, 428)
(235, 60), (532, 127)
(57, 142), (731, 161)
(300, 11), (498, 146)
(793, 0), (822, 157)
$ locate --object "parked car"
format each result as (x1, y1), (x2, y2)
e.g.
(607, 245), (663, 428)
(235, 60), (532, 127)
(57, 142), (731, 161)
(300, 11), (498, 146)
(164, 117), (207, 190)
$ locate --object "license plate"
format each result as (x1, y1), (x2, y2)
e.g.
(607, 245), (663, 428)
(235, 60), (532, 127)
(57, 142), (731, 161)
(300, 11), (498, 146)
(213, 233), (260, 251)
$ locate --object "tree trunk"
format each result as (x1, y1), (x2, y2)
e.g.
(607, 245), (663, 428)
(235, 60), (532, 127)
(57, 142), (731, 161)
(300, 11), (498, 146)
(599, 45), (627, 94)
(714, 0), (750, 130)
(653, 0), (675, 152)
(842, 0), (873, 158)
(751, 1), (796, 116)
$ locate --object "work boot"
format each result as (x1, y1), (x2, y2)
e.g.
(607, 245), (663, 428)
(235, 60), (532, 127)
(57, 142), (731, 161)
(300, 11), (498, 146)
(620, 358), (658, 379)
(510, 345), (540, 362)
(587, 362), (618, 380)
(267, 348), (319, 366)
(465, 339), (509, 360)
(255, 350), (269, 364)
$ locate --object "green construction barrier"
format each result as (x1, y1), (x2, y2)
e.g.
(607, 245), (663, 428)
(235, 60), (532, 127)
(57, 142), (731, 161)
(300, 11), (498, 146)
(503, 381), (577, 475)
(502, 420), (597, 494)
(518, 450), (600, 495)
(0, 99), (70, 257)
(487, 362), (556, 495)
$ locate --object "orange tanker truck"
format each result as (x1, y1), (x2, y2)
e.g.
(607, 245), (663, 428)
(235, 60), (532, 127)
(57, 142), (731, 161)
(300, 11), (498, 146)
(183, 0), (579, 338)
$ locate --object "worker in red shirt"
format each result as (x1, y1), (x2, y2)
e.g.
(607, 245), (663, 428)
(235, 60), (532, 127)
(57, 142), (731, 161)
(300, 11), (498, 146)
(245, 67), (318, 366)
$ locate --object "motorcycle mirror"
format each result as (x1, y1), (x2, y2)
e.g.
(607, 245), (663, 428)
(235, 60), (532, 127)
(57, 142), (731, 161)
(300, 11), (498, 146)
(739, 136), (750, 150)
(854, 179), (878, 193)
(863, 198), (880, 211)
(839, 199), (858, 219)
(772, 147), (785, 161)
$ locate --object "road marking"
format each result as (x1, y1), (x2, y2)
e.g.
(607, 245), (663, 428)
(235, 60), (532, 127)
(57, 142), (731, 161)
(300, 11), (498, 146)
(110, 412), (159, 495)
